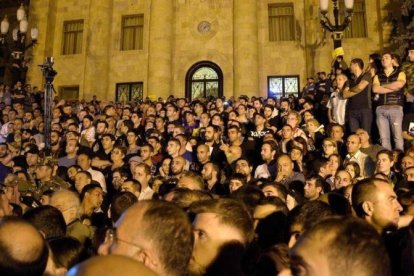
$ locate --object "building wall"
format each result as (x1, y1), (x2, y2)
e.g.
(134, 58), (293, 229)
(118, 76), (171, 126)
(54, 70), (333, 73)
(26, 0), (389, 101)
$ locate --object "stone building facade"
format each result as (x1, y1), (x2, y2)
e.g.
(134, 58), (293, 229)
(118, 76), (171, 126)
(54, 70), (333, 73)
(24, 0), (391, 101)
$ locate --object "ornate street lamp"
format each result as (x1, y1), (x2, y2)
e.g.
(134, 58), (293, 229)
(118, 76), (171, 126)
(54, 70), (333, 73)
(319, 0), (354, 50)
(0, 3), (38, 62)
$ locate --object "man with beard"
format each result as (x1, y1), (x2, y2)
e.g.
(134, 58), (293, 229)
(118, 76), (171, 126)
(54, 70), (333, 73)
(170, 156), (188, 179)
(247, 113), (272, 167)
(190, 144), (210, 173)
(255, 140), (277, 179)
(344, 134), (374, 178)
(50, 130), (63, 158)
(204, 125), (225, 164)
(226, 125), (248, 156)
(24, 147), (39, 178)
(92, 120), (108, 152)
(0, 143), (13, 167)
(304, 174), (324, 201)
(201, 162), (228, 195)
(34, 157), (70, 200)
(20, 128), (34, 149)
(235, 158), (253, 183)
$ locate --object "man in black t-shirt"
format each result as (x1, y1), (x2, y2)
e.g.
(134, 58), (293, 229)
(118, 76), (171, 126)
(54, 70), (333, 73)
(341, 58), (373, 134)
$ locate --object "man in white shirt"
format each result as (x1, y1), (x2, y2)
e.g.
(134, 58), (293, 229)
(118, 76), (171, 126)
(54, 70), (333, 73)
(133, 163), (154, 200)
(344, 134), (374, 178)
(327, 74), (348, 126)
(77, 151), (107, 193)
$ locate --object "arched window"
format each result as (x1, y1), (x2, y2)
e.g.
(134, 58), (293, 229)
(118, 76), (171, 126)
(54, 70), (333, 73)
(185, 61), (223, 100)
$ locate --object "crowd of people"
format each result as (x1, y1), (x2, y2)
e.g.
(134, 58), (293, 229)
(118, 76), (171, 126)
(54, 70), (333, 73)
(0, 46), (413, 276)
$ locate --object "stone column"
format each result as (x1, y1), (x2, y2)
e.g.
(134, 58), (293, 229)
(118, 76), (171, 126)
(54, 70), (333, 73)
(147, 0), (173, 100)
(82, 0), (112, 100)
(234, 0), (259, 97)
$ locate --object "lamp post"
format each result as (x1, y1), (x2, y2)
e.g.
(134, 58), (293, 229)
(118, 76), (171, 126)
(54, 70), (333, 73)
(319, 0), (354, 50)
(0, 3), (38, 83)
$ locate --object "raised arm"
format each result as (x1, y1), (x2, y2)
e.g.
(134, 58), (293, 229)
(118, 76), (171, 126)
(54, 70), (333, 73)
(342, 79), (370, 98)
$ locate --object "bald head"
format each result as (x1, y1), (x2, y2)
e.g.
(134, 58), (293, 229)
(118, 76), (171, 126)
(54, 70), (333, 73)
(277, 154), (293, 176)
(171, 156), (187, 176)
(0, 217), (49, 275)
(197, 144), (210, 164)
(50, 190), (80, 225)
(51, 189), (80, 208)
(67, 255), (156, 276)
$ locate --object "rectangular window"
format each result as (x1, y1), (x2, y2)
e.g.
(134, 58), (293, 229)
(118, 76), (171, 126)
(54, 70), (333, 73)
(59, 86), (79, 100)
(62, 20), (84, 55)
(340, 0), (367, 38)
(121, 14), (144, 50)
(268, 76), (300, 98)
(116, 82), (143, 102)
(268, 3), (295, 42)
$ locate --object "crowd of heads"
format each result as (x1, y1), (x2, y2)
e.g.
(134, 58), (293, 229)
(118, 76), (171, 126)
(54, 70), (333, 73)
(0, 47), (413, 275)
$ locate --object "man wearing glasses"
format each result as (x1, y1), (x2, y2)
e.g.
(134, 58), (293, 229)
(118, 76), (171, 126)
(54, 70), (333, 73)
(99, 200), (193, 276)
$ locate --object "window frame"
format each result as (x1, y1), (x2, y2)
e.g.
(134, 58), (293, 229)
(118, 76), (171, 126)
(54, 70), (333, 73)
(267, 75), (300, 98)
(59, 86), (80, 100)
(185, 61), (223, 100)
(115, 82), (144, 102)
(120, 14), (144, 51)
(62, 19), (84, 55)
(268, 3), (295, 42)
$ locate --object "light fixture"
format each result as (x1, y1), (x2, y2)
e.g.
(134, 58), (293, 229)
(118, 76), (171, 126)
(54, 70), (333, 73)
(31, 27), (39, 41)
(0, 1), (40, 84)
(319, 0), (354, 50)
(319, 0), (329, 13)
(16, 3), (26, 21)
(344, 0), (354, 11)
(1, 15), (9, 35)
(19, 16), (28, 33)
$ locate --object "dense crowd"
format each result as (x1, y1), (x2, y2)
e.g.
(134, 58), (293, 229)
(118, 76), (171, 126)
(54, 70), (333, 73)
(0, 47), (413, 276)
